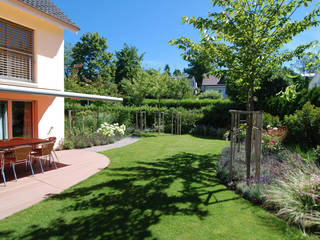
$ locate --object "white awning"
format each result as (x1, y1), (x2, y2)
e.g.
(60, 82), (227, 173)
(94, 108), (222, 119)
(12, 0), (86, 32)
(0, 85), (123, 102)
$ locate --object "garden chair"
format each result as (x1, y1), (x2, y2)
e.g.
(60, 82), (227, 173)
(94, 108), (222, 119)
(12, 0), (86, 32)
(31, 141), (56, 173)
(48, 137), (59, 163)
(0, 151), (6, 186)
(4, 145), (34, 182)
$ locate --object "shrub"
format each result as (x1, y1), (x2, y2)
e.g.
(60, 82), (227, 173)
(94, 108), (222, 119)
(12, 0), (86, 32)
(314, 146), (320, 164)
(264, 167), (320, 231)
(141, 98), (241, 110)
(63, 137), (74, 149)
(236, 182), (265, 204)
(191, 125), (226, 139)
(72, 135), (92, 149)
(263, 113), (282, 129)
(262, 128), (286, 154)
(198, 90), (223, 100)
(97, 122), (126, 137)
(200, 100), (244, 128)
(284, 102), (320, 148)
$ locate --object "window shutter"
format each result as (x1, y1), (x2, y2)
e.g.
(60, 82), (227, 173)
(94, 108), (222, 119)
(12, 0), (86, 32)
(0, 18), (33, 82)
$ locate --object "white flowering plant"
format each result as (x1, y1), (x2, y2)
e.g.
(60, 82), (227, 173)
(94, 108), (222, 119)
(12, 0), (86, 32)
(97, 122), (126, 137)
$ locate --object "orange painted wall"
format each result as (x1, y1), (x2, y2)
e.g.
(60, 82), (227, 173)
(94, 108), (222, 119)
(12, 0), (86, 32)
(0, 92), (55, 138)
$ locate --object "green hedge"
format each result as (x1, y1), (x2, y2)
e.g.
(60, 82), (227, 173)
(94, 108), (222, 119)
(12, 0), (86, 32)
(284, 102), (320, 148)
(140, 98), (235, 110)
(65, 103), (203, 134)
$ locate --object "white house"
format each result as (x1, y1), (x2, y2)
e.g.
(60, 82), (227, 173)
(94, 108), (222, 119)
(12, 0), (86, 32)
(0, 0), (121, 146)
(308, 73), (320, 89)
(201, 75), (227, 98)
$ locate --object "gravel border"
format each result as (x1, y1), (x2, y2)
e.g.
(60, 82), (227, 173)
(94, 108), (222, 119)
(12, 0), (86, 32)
(83, 135), (140, 152)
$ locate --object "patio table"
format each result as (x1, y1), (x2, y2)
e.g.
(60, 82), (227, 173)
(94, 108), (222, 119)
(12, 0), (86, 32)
(0, 138), (50, 150)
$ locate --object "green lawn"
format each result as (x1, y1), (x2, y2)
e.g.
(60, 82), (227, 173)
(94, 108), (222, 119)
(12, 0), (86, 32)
(0, 134), (312, 239)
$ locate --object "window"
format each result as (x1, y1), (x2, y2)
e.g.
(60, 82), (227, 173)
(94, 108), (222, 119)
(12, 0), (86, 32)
(0, 18), (33, 82)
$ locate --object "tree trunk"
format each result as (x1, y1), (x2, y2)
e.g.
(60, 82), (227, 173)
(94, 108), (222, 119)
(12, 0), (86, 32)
(245, 83), (254, 181)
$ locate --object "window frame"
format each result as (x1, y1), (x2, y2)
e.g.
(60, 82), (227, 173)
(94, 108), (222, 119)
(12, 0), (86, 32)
(0, 17), (34, 83)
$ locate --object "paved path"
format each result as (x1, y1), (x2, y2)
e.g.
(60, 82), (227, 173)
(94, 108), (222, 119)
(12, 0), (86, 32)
(0, 136), (140, 220)
(83, 135), (140, 152)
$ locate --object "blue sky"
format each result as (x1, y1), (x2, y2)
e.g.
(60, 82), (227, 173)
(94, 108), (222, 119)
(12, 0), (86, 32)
(54, 0), (320, 72)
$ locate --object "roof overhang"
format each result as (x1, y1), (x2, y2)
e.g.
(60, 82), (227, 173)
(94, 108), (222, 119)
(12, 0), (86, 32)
(0, 85), (123, 102)
(3, 0), (80, 33)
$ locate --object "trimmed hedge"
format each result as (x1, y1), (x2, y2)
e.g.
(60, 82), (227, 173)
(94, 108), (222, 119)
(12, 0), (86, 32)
(65, 103), (203, 134)
(141, 98), (236, 110)
(284, 102), (320, 148)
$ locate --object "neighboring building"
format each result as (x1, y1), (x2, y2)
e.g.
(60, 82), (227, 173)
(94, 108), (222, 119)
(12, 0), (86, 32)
(201, 75), (227, 98)
(308, 73), (320, 89)
(0, 0), (121, 146)
(172, 75), (198, 95)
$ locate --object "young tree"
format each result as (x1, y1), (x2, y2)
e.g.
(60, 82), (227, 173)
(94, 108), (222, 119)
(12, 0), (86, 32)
(115, 43), (144, 89)
(171, 0), (320, 179)
(71, 32), (115, 86)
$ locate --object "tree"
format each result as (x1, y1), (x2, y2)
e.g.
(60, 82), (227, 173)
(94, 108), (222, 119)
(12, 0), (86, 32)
(171, 0), (320, 180)
(183, 49), (213, 88)
(64, 42), (74, 78)
(164, 64), (171, 75)
(71, 32), (115, 86)
(121, 70), (153, 105)
(167, 76), (193, 99)
(173, 69), (182, 76)
(115, 43), (144, 89)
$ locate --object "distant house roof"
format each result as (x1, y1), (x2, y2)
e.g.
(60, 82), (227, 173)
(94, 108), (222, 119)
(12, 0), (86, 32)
(16, 0), (79, 31)
(202, 75), (225, 86)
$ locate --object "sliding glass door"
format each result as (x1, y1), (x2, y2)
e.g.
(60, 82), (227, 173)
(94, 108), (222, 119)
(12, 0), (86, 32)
(0, 101), (8, 140)
(12, 101), (33, 138)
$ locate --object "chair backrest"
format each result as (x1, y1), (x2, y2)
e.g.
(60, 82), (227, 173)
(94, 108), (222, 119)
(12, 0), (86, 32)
(48, 137), (56, 143)
(0, 151), (4, 167)
(13, 146), (32, 161)
(41, 142), (54, 156)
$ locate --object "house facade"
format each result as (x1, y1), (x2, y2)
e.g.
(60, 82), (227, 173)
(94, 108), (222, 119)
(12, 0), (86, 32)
(308, 73), (320, 89)
(0, 0), (79, 144)
(201, 75), (227, 98)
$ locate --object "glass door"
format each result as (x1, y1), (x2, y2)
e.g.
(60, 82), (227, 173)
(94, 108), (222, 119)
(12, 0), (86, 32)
(12, 101), (33, 138)
(0, 101), (8, 140)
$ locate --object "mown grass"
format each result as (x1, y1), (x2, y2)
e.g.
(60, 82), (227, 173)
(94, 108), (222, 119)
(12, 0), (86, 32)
(0, 134), (313, 239)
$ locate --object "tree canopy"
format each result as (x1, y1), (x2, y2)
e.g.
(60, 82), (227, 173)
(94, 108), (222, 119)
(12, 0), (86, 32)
(171, 0), (320, 111)
(115, 43), (144, 89)
(71, 32), (115, 86)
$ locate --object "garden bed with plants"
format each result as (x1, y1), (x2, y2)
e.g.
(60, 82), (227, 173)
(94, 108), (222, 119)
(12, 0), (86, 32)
(217, 102), (320, 234)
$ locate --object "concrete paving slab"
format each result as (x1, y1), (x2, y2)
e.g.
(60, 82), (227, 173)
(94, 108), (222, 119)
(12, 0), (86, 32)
(0, 149), (109, 220)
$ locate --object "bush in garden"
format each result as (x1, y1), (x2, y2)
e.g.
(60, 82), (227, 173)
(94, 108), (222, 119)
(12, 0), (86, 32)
(263, 113), (282, 129)
(97, 122), (126, 137)
(314, 146), (320, 164)
(236, 182), (265, 204)
(284, 102), (320, 148)
(63, 137), (74, 149)
(72, 135), (92, 149)
(198, 90), (223, 100)
(264, 165), (320, 231)
(191, 125), (226, 139)
(262, 128), (286, 154)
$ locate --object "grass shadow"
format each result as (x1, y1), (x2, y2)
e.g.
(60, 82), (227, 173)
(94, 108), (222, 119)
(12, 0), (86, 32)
(0, 152), (239, 240)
